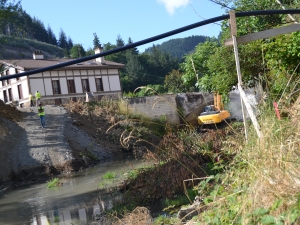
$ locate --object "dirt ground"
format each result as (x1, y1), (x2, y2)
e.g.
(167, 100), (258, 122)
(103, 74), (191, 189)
(0, 100), (124, 185)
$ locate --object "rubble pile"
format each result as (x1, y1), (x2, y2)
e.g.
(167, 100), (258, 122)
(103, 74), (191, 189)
(0, 100), (22, 121)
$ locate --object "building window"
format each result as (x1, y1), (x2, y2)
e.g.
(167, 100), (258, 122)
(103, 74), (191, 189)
(6, 70), (10, 85)
(8, 88), (12, 101)
(67, 79), (76, 93)
(52, 80), (61, 94)
(81, 79), (90, 93)
(95, 78), (104, 92)
(17, 84), (23, 99)
(1, 73), (5, 86)
(3, 90), (8, 103)
(15, 69), (20, 81)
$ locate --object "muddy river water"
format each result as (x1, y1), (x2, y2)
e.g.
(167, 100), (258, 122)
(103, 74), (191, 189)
(0, 159), (154, 225)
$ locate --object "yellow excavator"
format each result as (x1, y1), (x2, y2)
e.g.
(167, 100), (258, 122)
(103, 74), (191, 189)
(197, 92), (230, 125)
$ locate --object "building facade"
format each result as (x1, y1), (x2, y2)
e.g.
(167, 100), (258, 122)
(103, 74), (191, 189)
(0, 49), (125, 107)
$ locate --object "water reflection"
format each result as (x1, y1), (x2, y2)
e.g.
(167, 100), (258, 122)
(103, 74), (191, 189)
(0, 159), (152, 225)
(31, 203), (109, 225)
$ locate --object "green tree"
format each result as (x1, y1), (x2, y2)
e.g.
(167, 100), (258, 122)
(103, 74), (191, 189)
(31, 17), (48, 42)
(103, 42), (118, 61)
(164, 70), (188, 93)
(116, 34), (125, 47)
(180, 38), (219, 89)
(47, 25), (57, 45)
(114, 34), (126, 63)
(0, 0), (20, 36)
(93, 32), (101, 49)
(70, 44), (86, 58)
(218, 0), (294, 41)
(85, 47), (94, 56)
(122, 50), (145, 91)
(127, 37), (139, 55)
(58, 28), (68, 49)
(63, 48), (69, 58)
(67, 36), (73, 49)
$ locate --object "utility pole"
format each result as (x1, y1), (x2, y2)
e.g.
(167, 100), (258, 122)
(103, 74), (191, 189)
(229, 11), (263, 139)
(225, 11), (300, 139)
(229, 11), (249, 140)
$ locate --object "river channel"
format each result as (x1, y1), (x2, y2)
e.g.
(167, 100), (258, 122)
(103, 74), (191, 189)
(0, 158), (154, 225)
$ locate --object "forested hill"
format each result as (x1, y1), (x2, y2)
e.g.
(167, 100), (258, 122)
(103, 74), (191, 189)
(144, 35), (209, 59)
(0, 35), (64, 59)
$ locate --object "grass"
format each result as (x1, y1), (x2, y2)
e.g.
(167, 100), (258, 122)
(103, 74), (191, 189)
(153, 215), (180, 225)
(102, 171), (116, 180)
(79, 148), (97, 161)
(126, 170), (139, 179)
(111, 101), (300, 224)
(47, 178), (60, 188)
(188, 104), (300, 224)
(98, 171), (117, 188)
(65, 92), (300, 224)
(163, 189), (198, 210)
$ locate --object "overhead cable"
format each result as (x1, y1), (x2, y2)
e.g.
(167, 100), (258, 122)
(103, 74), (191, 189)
(1, 9), (300, 81)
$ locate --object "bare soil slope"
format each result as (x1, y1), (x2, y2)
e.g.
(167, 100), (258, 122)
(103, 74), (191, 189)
(0, 101), (120, 184)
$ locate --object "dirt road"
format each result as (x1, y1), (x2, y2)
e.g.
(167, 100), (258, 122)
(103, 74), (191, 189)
(0, 105), (113, 184)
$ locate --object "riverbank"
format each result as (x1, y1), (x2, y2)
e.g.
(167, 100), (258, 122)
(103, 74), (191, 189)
(0, 98), (162, 186)
(0, 102), (125, 185)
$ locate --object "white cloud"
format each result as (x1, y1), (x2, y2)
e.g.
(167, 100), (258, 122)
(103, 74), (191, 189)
(157, 0), (190, 15)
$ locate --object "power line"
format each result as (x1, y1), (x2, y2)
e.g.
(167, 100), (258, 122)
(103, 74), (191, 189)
(207, 0), (236, 10)
(1, 9), (300, 81)
(188, 0), (222, 26)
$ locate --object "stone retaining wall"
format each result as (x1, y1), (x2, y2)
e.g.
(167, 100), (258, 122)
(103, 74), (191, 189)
(125, 94), (180, 124)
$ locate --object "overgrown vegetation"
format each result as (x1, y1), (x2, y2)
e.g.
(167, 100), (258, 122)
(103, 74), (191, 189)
(66, 89), (300, 225)
(47, 178), (61, 188)
(103, 171), (117, 180)
(98, 97), (299, 224)
(186, 102), (300, 224)
(66, 97), (170, 158)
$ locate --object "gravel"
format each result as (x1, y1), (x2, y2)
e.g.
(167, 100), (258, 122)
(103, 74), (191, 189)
(0, 105), (113, 183)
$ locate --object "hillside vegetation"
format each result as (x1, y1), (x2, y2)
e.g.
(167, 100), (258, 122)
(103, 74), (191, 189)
(145, 35), (209, 59)
(0, 35), (64, 59)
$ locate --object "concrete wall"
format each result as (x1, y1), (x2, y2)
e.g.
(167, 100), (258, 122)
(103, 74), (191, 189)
(125, 90), (262, 125)
(126, 94), (180, 124)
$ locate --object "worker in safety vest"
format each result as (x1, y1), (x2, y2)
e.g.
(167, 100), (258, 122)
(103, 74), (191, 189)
(35, 91), (41, 106)
(38, 103), (46, 128)
(29, 93), (35, 107)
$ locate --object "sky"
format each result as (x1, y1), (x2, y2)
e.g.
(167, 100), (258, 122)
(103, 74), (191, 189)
(20, 0), (226, 53)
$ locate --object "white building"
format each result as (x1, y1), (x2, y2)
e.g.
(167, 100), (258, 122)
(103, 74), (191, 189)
(0, 48), (125, 107)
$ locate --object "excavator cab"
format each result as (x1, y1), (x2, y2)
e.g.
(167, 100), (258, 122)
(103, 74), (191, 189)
(197, 92), (230, 125)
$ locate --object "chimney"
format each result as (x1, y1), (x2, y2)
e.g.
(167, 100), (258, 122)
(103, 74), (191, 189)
(94, 45), (105, 64)
(33, 50), (44, 60)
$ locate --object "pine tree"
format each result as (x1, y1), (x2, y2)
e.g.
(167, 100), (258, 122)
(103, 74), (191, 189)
(127, 37), (139, 55)
(116, 34), (125, 47)
(67, 36), (73, 50)
(93, 32), (101, 49)
(58, 28), (68, 49)
(47, 25), (57, 45)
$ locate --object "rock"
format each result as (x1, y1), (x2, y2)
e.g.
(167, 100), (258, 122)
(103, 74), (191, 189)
(177, 203), (200, 221)
(175, 92), (214, 126)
